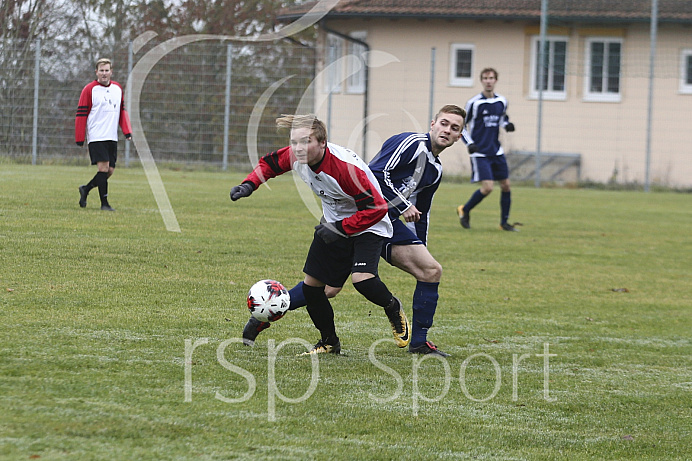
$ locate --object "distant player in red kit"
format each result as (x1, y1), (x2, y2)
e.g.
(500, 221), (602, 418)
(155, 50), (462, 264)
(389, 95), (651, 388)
(75, 58), (132, 211)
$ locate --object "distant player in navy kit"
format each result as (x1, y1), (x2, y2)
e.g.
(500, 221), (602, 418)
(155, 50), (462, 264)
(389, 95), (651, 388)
(75, 58), (132, 211)
(242, 105), (465, 357)
(457, 67), (518, 231)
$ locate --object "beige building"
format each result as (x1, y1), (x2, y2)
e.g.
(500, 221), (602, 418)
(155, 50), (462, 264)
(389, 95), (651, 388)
(281, 1), (692, 187)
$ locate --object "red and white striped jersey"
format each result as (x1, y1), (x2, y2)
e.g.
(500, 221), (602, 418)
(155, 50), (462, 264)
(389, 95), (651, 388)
(244, 142), (393, 238)
(75, 80), (132, 144)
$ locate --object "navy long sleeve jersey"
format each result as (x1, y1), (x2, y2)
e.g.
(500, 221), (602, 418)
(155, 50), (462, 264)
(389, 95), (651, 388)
(462, 92), (510, 158)
(368, 132), (443, 245)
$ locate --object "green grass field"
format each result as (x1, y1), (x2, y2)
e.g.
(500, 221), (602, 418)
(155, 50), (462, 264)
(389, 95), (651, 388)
(1, 164), (690, 460)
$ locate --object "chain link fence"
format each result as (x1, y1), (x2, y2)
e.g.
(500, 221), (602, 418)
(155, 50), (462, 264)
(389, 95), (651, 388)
(2, 34), (692, 189)
(0, 38), (315, 169)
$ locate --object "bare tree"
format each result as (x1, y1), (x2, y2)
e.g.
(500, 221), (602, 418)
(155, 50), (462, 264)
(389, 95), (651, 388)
(0, 0), (80, 155)
(1, 0), (318, 162)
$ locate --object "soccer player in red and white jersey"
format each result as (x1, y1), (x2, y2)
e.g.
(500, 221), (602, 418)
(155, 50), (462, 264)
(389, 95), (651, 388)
(75, 58), (132, 211)
(229, 114), (410, 354)
(242, 106), (465, 357)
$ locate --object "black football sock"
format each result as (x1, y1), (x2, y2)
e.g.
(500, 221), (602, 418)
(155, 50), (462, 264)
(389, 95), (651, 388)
(96, 171), (109, 206)
(303, 283), (336, 341)
(353, 276), (393, 309)
(86, 173), (100, 191)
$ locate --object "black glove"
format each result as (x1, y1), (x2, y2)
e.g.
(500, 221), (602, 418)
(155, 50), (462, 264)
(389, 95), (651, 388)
(230, 182), (254, 201)
(467, 143), (478, 154)
(76, 141), (84, 147)
(125, 134), (132, 140)
(314, 222), (346, 244)
(505, 123), (515, 132)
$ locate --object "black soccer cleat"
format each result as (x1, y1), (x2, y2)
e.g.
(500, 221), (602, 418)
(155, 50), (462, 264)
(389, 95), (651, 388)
(500, 222), (519, 232)
(78, 185), (88, 208)
(384, 296), (410, 348)
(457, 205), (470, 229)
(409, 341), (450, 357)
(100, 205), (115, 211)
(301, 336), (341, 355)
(242, 316), (271, 346)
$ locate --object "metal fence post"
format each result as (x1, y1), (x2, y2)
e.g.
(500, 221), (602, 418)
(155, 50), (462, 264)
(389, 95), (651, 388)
(32, 39), (41, 166)
(126, 40), (133, 167)
(223, 44), (233, 171)
(645, 0), (658, 192)
(326, 42), (335, 136)
(535, 0), (548, 188)
(429, 47), (436, 123)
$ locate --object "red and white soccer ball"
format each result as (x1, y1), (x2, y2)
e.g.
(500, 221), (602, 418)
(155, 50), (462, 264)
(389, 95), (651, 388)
(247, 279), (291, 322)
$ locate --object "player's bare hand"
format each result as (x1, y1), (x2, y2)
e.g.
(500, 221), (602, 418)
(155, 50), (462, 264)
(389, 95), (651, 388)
(402, 206), (421, 223)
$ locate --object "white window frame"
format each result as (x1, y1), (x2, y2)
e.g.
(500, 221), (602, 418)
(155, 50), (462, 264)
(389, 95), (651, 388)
(449, 43), (474, 87)
(346, 31), (367, 94)
(584, 37), (622, 102)
(324, 35), (342, 94)
(680, 49), (692, 94)
(529, 35), (568, 101)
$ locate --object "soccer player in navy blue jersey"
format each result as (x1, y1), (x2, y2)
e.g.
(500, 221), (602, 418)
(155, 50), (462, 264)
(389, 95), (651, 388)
(367, 104), (466, 356)
(243, 105), (466, 357)
(457, 67), (518, 231)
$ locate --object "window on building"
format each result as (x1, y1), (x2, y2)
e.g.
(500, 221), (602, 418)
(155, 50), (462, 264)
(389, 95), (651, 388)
(530, 36), (568, 100)
(585, 37), (622, 102)
(680, 49), (692, 94)
(449, 44), (474, 87)
(346, 31), (367, 94)
(324, 35), (342, 94)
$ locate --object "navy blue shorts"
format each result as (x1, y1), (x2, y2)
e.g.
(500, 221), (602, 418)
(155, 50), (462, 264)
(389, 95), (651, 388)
(470, 155), (508, 182)
(381, 219), (423, 265)
(303, 230), (383, 288)
(89, 140), (118, 167)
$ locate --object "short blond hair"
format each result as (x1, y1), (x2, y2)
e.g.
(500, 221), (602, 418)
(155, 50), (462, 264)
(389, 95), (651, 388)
(435, 104), (466, 121)
(276, 114), (327, 144)
(480, 67), (498, 80)
(95, 58), (112, 70)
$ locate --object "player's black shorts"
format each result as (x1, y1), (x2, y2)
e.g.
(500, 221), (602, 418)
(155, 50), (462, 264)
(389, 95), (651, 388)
(303, 230), (384, 288)
(89, 140), (118, 167)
